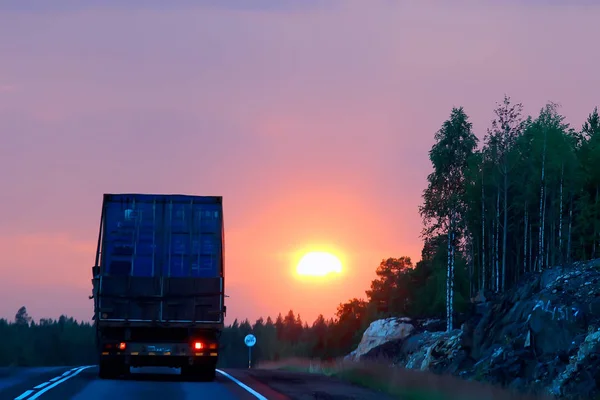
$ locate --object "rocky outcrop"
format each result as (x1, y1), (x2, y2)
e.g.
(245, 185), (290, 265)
(345, 317), (415, 361)
(549, 330), (600, 398)
(347, 259), (600, 399)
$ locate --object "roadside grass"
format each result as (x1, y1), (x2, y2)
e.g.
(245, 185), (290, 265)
(257, 358), (554, 400)
(0, 365), (17, 378)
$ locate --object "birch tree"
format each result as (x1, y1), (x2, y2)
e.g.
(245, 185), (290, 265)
(419, 107), (478, 332)
(483, 96), (526, 292)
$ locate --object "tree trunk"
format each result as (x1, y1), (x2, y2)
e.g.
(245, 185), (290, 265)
(558, 164), (564, 263)
(495, 188), (500, 291)
(594, 185), (598, 259)
(481, 178), (486, 290)
(447, 216), (452, 333)
(538, 127), (547, 271)
(529, 219), (533, 270)
(524, 205), (528, 273)
(567, 195), (573, 263)
(538, 187), (543, 271)
(546, 228), (550, 267)
(469, 234), (475, 298)
(551, 220), (556, 267)
(544, 189), (549, 268)
(491, 210), (496, 291)
(502, 169), (508, 292)
(450, 217), (455, 332)
(515, 235), (521, 283)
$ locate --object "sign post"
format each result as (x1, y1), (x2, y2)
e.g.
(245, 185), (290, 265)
(244, 334), (257, 369)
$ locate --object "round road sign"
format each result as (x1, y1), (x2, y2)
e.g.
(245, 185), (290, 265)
(244, 334), (257, 347)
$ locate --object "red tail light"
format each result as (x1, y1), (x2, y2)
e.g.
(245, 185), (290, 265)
(193, 341), (204, 350)
(119, 342), (126, 350)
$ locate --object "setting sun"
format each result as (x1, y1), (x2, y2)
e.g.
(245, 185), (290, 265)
(296, 252), (343, 277)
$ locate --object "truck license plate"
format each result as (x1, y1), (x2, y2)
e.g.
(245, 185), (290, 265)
(147, 345), (171, 353)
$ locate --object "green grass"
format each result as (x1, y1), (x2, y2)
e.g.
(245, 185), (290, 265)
(332, 367), (461, 400)
(0, 366), (17, 378)
(258, 358), (552, 400)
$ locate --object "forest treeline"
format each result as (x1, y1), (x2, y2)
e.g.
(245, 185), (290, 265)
(2, 97), (598, 368)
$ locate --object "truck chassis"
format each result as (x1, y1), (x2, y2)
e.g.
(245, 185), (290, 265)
(96, 324), (220, 381)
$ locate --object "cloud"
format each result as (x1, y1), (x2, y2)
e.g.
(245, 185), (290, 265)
(0, 0), (338, 14)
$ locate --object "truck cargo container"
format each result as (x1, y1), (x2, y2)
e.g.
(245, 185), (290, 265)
(90, 193), (226, 380)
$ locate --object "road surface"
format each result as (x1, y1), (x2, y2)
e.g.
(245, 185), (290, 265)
(0, 366), (394, 400)
(0, 366), (286, 400)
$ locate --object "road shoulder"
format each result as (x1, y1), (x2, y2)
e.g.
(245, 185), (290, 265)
(218, 369), (290, 400)
(227, 368), (396, 400)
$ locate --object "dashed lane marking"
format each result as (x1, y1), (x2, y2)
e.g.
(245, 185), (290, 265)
(13, 366), (93, 400)
(14, 390), (34, 400)
(33, 382), (50, 390)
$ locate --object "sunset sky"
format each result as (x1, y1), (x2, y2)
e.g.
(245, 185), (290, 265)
(1, 0), (599, 326)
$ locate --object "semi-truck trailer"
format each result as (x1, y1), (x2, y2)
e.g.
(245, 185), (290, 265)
(90, 193), (226, 380)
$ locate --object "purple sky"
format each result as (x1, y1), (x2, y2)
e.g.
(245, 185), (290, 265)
(1, 0), (599, 325)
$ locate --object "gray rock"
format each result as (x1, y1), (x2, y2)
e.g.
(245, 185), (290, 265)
(344, 258), (600, 400)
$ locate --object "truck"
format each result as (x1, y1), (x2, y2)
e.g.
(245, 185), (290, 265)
(90, 193), (226, 380)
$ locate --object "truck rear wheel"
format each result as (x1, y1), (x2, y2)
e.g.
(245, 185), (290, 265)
(182, 365), (216, 382)
(98, 359), (129, 380)
(203, 366), (216, 382)
(98, 360), (115, 379)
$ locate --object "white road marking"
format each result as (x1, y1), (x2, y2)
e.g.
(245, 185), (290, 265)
(216, 369), (268, 400)
(33, 382), (50, 389)
(14, 390), (34, 400)
(13, 366), (93, 400)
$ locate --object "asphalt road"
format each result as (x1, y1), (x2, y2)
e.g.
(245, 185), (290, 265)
(0, 366), (285, 400)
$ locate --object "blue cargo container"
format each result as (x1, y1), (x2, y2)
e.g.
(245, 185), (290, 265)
(94, 193), (225, 324)
(100, 193), (223, 279)
(91, 193), (226, 380)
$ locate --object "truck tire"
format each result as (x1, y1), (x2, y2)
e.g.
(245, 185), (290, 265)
(204, 366), (216, 382)
(99, 360), (128, 379)
(181, 365), (197, 381)
(98, 360), (115, 379)
(182, 365), (216, 382)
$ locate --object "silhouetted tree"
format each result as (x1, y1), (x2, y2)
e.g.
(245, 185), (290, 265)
(15, 306), (32, 327)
